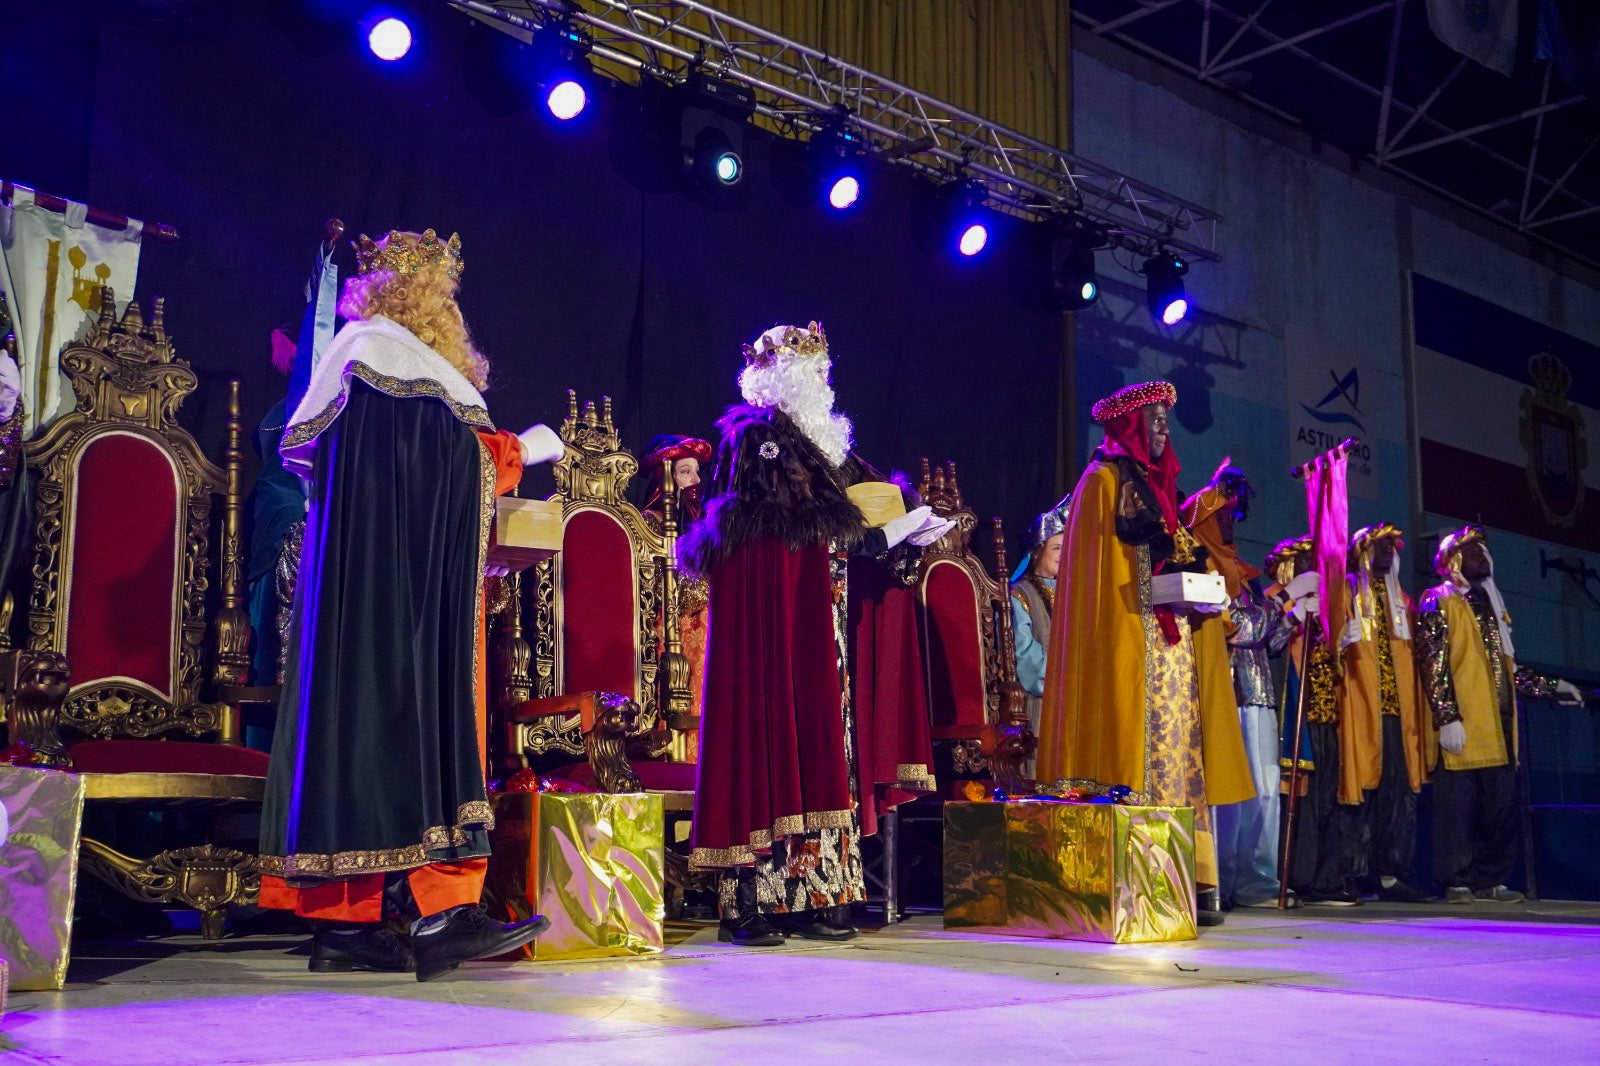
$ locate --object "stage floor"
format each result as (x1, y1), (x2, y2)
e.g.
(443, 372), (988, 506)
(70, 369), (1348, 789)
(7, 901), (1600, 1064)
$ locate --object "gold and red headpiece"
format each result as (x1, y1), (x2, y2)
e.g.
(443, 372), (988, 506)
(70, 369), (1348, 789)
(1090, 380), (1177, 424)
(742, 322), (829, 367)
(1434, 525), (1486, 578)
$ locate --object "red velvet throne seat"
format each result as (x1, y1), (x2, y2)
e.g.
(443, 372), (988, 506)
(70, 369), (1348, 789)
(914, 460), (1034, 798)
(490, 392), (702, 909)
(10, 292), (261, 939)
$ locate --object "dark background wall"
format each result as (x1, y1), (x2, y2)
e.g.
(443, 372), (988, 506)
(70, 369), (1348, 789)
(0, 1), (1064, 549)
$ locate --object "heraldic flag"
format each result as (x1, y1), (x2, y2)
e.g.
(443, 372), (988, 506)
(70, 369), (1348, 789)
(1412, 273), (1598, 553)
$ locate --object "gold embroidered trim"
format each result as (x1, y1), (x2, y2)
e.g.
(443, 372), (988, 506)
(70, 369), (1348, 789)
(895, 763), (937, 790)
(687, 807), (857, 868)
(260, 801), (496, 879)
(474, 438), (494, 716)
(281, 360), (493, 453)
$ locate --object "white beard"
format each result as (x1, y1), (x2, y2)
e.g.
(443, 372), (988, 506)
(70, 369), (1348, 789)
(739, 357), (854, 467)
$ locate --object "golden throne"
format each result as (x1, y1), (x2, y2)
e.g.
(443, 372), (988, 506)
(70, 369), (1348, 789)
(16, 291), (261, 939)
(493, 391), (695, 787)
(914, 460), (1034, 797)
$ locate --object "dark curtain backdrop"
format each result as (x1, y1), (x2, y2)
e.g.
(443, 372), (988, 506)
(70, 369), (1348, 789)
(1, 1), (1060, 554)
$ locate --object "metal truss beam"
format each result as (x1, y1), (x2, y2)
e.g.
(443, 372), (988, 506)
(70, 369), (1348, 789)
(1075, 0), (1600, 267)
(448, 0), (1224, 260)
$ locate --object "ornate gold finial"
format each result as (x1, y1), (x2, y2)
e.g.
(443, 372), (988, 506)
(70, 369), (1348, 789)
(352, 228), (464, 280)
(742, 321), (830, 367)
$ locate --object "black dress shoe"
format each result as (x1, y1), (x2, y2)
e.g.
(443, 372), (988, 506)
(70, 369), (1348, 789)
(786, 916), (859, 941)
(717, 914), (786, 946)
(309, 922), (414, 974)
(1376, 879), (1436, 903)
(1300, 888), (1362, 907)
(412, 906), (550, 982)
(1196, 908), (1226, 927)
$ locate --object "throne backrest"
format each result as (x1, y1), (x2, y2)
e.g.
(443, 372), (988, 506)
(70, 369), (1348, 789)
(914, 459), (1005, 739)
(24, 291), (240, 742)
(526, 391), (667, 733)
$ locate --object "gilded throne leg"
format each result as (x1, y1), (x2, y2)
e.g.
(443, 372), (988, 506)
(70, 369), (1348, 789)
(79, 839), (262, 941)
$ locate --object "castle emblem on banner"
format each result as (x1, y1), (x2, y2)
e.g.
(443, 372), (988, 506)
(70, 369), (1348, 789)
(1518, 353), (1589, 528)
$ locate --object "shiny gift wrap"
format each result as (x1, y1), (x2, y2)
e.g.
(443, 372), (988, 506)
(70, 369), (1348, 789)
(0, 767), (86, 989)
(943, 801), (1197, 943)
(486, 792), (664, 961)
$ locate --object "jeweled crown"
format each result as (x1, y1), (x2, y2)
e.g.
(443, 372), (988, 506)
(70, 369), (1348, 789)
(353, 228), (464, 280)
(743, 321), (829, 367)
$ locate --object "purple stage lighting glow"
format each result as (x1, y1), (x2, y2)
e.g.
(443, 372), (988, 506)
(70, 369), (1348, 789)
(546, 79), (588, 121)
(957, 223), (989, 257)
(367, 17), (413, 61)
(1161, 297), (1189, 326)
(828, 175), (861, 211)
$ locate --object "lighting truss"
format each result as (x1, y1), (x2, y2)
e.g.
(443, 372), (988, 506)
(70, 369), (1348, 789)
(446, 0), (1224, 261)
(1075, 0), (1600, 270)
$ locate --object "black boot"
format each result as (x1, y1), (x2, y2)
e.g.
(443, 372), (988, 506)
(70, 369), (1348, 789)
(717, 870), (784, 947)
(776, 906), (859, 941)
(412, 905), (550, 982)
(1196, 888), (1225, 927)
(309, 922), (414, 974)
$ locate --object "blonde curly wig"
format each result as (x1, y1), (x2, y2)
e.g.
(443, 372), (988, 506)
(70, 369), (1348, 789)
(337, 243), (489, 389)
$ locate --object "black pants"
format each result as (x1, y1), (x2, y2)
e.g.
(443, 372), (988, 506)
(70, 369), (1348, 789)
(1287, 721), (1362, 896)
(1431, 715), (1518, 891)
(1364, 715), (1418, 883)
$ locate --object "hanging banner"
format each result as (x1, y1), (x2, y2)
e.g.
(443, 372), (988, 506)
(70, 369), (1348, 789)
(0, 186), (143, 437)
(1286, 325), (1379, 501)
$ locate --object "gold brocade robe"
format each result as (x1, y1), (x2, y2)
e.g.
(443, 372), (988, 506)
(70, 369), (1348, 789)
(1340, 589), (1434, 799)
(1037, 460), (1255, 808)
(1417, 585), (1514, 772)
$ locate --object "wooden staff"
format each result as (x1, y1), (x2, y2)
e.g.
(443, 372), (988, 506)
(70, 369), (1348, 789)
(1, 181), (180, 241)
(1277, 435), (1360, 909)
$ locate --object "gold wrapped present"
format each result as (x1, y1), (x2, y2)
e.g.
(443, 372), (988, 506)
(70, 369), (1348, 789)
(488, 496), (563, 571)
(486, 791), (664, 961)
(846, 482), (907, 528)
(943, 800), (1197, 944)
(0, 767), (86, 989)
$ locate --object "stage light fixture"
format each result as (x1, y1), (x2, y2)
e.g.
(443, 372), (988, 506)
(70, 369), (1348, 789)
(534, 22), (593, 122)
(546, 78), (587, 120)
(676, 75), (755, 194)
(1143, 253), (1190, 325)
(811, 125), (866, 213)
(366, 15), (413, 61)
(943, 181), (993, 258)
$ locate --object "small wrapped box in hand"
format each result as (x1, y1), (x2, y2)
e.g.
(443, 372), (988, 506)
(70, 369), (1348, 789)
(1150, 570), (1228, 609)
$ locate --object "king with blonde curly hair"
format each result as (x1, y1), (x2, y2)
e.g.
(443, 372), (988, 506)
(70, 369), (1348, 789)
(259, 228), (566, 981)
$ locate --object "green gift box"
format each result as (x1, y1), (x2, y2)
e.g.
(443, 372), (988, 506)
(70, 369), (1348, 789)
(486, 791), (665, 961)
(943, 800), (1197, 944)
(0, 766), (87, 989)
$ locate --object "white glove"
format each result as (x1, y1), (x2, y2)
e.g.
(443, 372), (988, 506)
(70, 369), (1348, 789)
(1285, 570), (1321, 600)
(881, 505), (934, 550)
(1439, 720), (1467, 755)
(1338, 618), (1364, 651)
(1555, 679), (1584, 705)
(485, 563), (511, 579)
(908, 516), (957, 548)
(1191, 600), (1225, 615)
(517, 424), (564, 466)
(1290, 592), (1320, 624)
(0, 354), (19, 422)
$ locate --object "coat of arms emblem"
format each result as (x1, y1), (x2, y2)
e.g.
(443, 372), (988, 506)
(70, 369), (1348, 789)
(1518, 353), (1589, 528)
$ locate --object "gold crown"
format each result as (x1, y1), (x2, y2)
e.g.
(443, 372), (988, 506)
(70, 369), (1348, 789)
(353, 228), (463, 280)
(743, 321), (829, 366)
(1529, 352), (1571, 399)
(1434, 525), (1486, 578)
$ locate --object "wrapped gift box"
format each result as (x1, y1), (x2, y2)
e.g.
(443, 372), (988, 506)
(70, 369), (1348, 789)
(488, 496), (563, 571)
(486, 791), (664, 961)
(846, 482), (907, 528)
(0, 766), (86, 989)
(943, 800), (1197, 944)
(1151, 571), (1228, 609)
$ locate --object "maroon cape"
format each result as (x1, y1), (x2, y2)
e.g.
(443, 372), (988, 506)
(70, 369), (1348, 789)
(848, 556), (936, 837)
